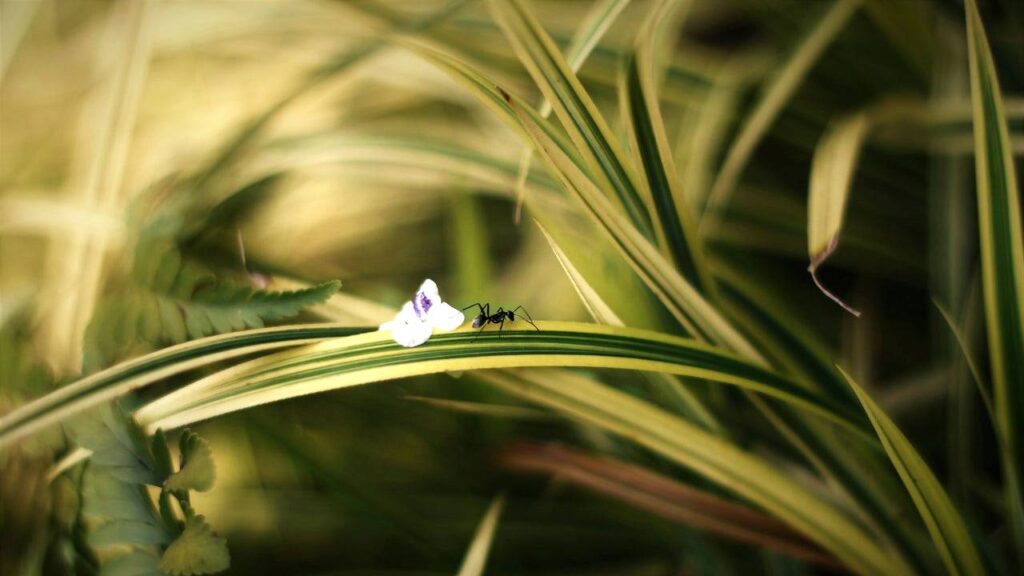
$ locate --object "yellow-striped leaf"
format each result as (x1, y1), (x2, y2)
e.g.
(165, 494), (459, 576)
(965, 0), (1024, 555)
(842, 367), (984, 575)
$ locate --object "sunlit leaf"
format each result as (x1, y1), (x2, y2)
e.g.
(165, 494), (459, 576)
(132, 323), (867, 441)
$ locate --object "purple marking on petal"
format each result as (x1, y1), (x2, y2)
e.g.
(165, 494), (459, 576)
(413, 291), (433, 319)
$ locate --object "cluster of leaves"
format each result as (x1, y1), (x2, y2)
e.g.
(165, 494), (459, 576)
(83, 239), (340, 371)
(72, 403), (228, 575)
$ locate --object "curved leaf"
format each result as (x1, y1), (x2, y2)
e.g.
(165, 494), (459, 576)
(704, 0), (862, 229)
(134, 323), (869, 441)
(500, 443), (841, 568)
(0, 325), (367, 450)
(842, 368), (984, 575)
(482, 368), (911, 575)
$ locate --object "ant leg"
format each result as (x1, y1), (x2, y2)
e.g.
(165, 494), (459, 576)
(471, 323), (487, 343)
(511, 305), (539, 331)
(461, 302), (487, 316)
(497, 316), (506, 339)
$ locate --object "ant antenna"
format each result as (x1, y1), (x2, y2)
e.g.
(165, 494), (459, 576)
(511, 305), (539, 331)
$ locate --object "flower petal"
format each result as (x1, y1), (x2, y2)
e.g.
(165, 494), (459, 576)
(380, 303), (433, 347)
(428, 302), (465, 331)
(412, 280), (440, 319)
(390, 319), (432, 347)
(417, 279), (439, 299)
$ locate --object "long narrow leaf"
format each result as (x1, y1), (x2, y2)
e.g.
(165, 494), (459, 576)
(704, 0), (862, 230)
(537, 221), (721, 433)
(505, 90), (760, 357)
(962, 1), (1024, 557)
(488, 0), (655, 237)
(965, 0), (1024, 555)
(482, 368), (911, 575)
(514, 0), (631, 222)
(132, 323), (868, 438)
(456, 495), (505, 576)
(620, 0), (715, 295)
(842, 368), (985, 575)
(0, 326), (365, 450)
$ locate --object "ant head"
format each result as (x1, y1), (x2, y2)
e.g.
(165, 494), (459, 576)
(507, 310), (515, 320)
(472, 314), (486, 329)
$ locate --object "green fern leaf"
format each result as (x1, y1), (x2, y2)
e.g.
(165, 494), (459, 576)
(73, 405), (160, 485)
(84, 240), (340, 369)
(160, 515), (230, 576)
(165, 429), (215, 493)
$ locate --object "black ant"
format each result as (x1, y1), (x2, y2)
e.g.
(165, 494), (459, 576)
(461, 303), (538, 340)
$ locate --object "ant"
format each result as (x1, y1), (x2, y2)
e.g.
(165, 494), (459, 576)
(461, 303), (538, 340)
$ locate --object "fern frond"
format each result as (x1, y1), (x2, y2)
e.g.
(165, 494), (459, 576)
(84, 241), (340, 370)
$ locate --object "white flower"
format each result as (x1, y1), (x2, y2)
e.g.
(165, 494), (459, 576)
(379, 279), (465, 347)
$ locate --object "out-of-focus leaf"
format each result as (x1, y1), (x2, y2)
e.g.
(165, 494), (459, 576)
(842, 368), (984, 575)
(704, 0), (863, 228)
(513, 0), (632, 221)
(806, 97), (1024, 316)
(500, 443), (842, 568)
(958, 0), (1024, 557)
(965, 0), (1024, 555)
(99, 551), (163, 576)
(456, 494), (505, 576)
(481, 369), (911, 575)
(0, 325), (366, 450)
(164, 429), (215, 493)
(159, 515), (230, 576)
(505, 90), (759, 357)
(84, 240), (340, 369)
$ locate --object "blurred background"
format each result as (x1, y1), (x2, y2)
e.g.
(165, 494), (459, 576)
(1, 0), (1022, 574)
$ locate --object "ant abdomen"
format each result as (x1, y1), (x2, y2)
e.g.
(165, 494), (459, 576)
(472, 315), (486, 329)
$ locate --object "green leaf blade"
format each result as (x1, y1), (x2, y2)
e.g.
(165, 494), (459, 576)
(483, 369), (911, 576)
(160, 515), (230, 576)
(965, 0), (1024, 556)
(842, 368), (985, 575)
(488, 0), (655, 238)
(620, 0), (714, 297)
(164, 429), (216, 493)
(133, 323), (869, 444)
